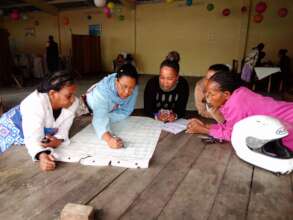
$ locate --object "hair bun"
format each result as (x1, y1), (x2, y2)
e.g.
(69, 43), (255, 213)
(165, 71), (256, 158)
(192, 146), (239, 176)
(166, 51), (180, 63)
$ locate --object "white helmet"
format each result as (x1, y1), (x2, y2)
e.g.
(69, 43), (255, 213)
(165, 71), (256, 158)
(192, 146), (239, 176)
(231, 115), (293, 174)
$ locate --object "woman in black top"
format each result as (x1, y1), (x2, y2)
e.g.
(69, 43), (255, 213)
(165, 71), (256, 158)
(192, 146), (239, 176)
(144, 57), (189, 122)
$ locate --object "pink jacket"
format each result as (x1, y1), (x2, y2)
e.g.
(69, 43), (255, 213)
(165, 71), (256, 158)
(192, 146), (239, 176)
(209, 87), (293, 151)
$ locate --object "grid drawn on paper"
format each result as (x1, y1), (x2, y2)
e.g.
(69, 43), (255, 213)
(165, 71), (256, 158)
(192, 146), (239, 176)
(53, 116), (163, 167)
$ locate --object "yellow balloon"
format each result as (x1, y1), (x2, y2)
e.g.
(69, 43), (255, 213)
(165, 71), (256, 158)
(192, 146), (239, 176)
(107, 2), (115, 9)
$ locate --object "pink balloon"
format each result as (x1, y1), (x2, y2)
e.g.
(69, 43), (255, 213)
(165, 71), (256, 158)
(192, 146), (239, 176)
(103, 7), (111, 15)
(255, 1), (267, 14)
(10, 10), (20, 21)
(278, 8), (288, 17)
(222, 8), (231, 16)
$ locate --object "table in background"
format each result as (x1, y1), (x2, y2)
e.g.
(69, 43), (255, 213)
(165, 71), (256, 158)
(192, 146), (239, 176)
(254, 67), (281, 92)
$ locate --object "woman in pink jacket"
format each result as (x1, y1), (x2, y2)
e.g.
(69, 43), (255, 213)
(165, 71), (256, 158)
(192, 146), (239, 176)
(187, 71), (293, 156)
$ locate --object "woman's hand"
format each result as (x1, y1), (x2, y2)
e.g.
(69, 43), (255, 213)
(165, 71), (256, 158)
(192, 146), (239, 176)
(108, 136), (124, 149)
(102, 132), (124, 149)
(41, 135), (63, 148)
(39, 153), (56, 171)
(186, 118), (209, 134)
(156, 110), (177, 122)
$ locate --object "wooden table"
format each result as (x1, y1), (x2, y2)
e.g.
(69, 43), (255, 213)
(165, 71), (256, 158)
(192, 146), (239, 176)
(0, 115), (292, 220)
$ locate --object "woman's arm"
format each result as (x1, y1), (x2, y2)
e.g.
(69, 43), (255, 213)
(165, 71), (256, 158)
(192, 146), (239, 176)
(144, 78), (157, 118)
(109, 86), (138, 123)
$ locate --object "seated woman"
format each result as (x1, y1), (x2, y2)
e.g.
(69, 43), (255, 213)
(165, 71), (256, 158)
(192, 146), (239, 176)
(186, 71), (293, 154)
(84, 64), (139, 149)
(0, 71), (79, 171)
(194, 64), (230, 123)
(144, 57), (189, 122)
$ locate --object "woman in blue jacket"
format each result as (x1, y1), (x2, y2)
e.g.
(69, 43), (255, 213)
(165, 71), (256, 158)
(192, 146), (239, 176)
(84, 64), (139, 149)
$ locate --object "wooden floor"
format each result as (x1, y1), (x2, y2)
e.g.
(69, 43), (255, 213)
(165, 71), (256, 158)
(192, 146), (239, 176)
(0, 115), (292, 220)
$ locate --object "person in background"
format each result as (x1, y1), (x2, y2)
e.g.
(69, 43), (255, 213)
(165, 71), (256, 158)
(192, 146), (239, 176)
(278, 49), (291, 92)
(46, 35), (59, 74)
(0, 71), (79, 171)
(241, 43), (265, 83)
(186, 71), (293, 157)
(83, 64), (139, 149)
(113, 54), (125, 72)
(144, 52), (189, 122)
(194, 64), (230, 123)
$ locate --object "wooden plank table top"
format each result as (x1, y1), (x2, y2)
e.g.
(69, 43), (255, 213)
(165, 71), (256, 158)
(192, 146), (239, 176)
(0, 115), (292, 220)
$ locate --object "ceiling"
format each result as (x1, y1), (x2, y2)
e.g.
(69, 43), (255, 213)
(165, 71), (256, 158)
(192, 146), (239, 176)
(0, 0), (136, 15)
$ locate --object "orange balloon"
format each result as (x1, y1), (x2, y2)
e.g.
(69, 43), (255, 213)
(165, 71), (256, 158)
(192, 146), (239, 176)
(253, 14), (263, 23)
(63, 17), (69, 26)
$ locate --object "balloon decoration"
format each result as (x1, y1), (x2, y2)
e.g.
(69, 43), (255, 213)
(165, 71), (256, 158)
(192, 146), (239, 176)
(207, 3), (214, 11)
(255, 1), (267, 14)
(241, 6), (247, 13)
(186, 0), (192, 7)
(10, 10), (20, 21)
(63, 17), (69, 26)
(253, 14), (263, 23)
(94, 0), (106, 7)
(107, 2), (115, 10)
(278, 8), (288, 18)
(103, 7), (111, 18)
(222, 8), (231, 16)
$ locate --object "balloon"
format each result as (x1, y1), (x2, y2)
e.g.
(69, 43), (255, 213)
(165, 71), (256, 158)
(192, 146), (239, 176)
(253, 14), (263, 23)
(107, 2), (115, 9)
(186, 0), (192, 6)
(207, 3), (214, 11)
(103, 7), (111, 18)
(10, 10), (20, 21)
(255, 1), (267, 14)
(22, 14), (28, 20)
(222, 8), (231, 16)
(63, 17), (69, 26)
(94, 0), (106, 7)
(241, 6), (247, 13)
(278, 8), (288, 17)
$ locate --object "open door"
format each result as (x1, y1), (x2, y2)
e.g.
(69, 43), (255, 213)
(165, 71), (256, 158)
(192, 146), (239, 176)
(72, 34), (101, 76)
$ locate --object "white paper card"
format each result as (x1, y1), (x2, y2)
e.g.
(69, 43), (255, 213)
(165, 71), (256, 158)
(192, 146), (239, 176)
(162, 119), (188, 134)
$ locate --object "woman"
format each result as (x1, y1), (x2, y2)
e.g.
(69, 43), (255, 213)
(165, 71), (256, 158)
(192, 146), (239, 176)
(84, 64), (139, 149)
(241, 43), (265, 82)
(186, 71), (293, 154)
(0, 71), (79, 171)
(144, 57), (189, 122)
(194, 64), (230, 122)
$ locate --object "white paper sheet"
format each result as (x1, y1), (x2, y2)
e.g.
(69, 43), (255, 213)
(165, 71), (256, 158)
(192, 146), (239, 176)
(53, 116), (163, 168)
(162, 119), (188, 134)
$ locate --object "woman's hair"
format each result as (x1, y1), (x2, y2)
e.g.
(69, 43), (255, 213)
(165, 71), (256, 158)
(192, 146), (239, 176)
(208, 64), (230, 72)
(160, 58), (180, 74)
(166, 51), (180, 63)
(38, 71), (75, 93)
(116, 64), (139, 83)
(209, 71), (243, 93)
